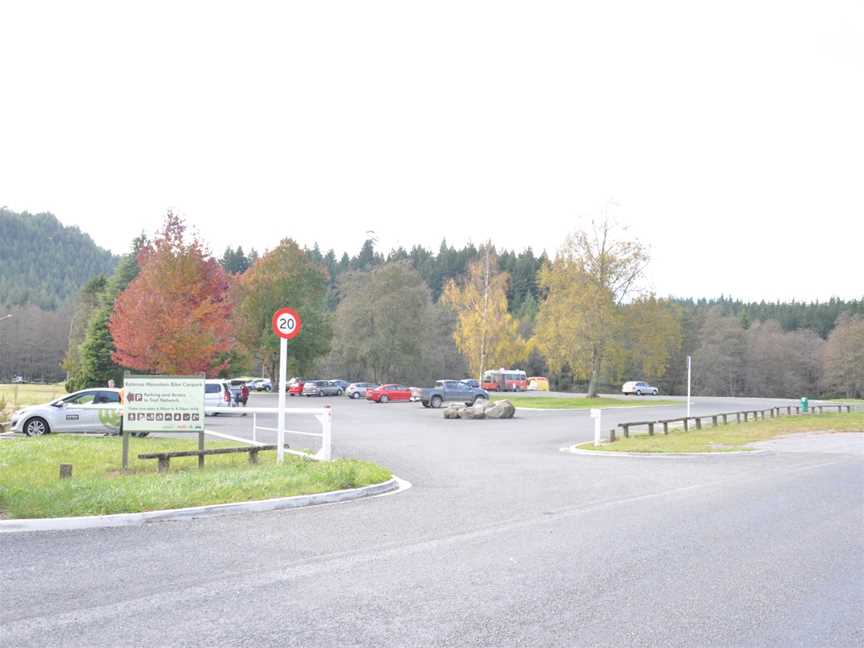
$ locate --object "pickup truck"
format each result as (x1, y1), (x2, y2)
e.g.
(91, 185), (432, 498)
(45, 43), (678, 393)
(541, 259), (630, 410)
(419, 380), (489, 408)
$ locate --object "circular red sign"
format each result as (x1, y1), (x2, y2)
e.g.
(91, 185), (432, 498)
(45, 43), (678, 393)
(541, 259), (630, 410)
(272, 307), (302, 340)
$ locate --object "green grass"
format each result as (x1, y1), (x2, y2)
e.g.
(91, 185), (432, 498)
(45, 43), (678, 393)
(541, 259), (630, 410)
(580, 411), (864, 453)
(0, 435), (391, 519)
(0, 383), (66, 413)
(492, 396), (678, 409)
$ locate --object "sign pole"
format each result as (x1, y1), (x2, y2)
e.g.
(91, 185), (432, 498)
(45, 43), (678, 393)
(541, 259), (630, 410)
(686, 355), (692, 420)
(277, 336), (287, 464)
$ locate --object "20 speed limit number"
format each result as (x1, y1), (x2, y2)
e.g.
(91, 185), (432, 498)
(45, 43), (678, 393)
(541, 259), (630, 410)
(272, 307), (302, 340)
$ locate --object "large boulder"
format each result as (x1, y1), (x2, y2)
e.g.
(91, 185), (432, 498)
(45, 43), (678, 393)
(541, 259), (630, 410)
(459, 406), (486, 420)
(484, 400), (516, 419)
(443, 405), (463, 419)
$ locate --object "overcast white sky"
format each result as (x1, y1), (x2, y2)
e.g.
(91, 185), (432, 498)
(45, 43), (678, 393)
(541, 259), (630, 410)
(1, 1), (861, 302)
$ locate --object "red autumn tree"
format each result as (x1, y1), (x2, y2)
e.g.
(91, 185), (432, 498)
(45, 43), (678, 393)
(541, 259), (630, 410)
(110, 213), (233, 376)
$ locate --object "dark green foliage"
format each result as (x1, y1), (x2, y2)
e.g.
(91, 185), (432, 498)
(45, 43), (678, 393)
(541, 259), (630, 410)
(219, 246), (254, 275)
(671, 296), (864, 339)
(68, 241), (144, 389)
(0, 208), (117, 310)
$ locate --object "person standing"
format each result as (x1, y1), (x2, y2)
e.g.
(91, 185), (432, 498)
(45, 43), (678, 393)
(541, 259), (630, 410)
(240, 384), (250, 407)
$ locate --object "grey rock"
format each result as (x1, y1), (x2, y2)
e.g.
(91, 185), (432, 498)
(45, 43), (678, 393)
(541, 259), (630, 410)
(485, 400), (515, 419)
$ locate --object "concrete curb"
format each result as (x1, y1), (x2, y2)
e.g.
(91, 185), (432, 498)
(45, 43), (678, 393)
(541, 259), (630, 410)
(0, 476), (407, 534)
(561, 445), (772, 458)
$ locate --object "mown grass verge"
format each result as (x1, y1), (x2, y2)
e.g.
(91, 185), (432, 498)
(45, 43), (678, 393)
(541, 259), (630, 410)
(0, 435), (391, 519)
(579, 412), (864, 453)
(493, 396), (678, 409)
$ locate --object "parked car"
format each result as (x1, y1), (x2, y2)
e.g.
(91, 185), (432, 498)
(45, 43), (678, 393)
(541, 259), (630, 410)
(419, 380), (489, 408)
(346, 382), (378, 399)
(622, 381), (659, 396)
(302, 380), (344, 397)
(329, 379), (350, 392)
(366, 384), (413, 403)
(205, 379), (234, 412)
(10, 387), (124, 436)
(527, 376), (549, 391)
(288, 378), (305, 396)
(250, 378), (272, 392)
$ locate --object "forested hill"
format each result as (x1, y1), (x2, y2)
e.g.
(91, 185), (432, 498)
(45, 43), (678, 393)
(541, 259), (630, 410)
(0, 208), (118, 309)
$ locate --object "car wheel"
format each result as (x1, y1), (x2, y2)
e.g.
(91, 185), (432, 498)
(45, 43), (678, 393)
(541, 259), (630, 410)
(337, 390), (343, 396)
(265, 386), (271, 392)
(380, 395), (390, 403)
(24, 417), (50, 437)
(431, 395), (443, 408)
(352, 392), (361, 399)
(636, 390), (643, 396)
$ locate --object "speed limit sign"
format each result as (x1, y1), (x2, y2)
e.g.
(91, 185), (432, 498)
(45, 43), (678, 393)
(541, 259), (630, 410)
(272, 307), (302, 340)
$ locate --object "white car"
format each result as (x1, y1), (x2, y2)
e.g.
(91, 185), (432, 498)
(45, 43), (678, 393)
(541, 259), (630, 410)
(10, 388), (125, 436)
(622, 381), (659, 396)
(204, 379), (235, 413)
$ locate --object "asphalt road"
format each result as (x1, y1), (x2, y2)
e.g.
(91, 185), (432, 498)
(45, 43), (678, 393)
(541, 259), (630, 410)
(1, 394), (862, 647)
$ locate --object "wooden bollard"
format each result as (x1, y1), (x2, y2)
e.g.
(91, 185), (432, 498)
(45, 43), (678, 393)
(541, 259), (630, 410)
(683, 418), (689, 432)
(712, 415), (718, 427)
(663, 421), (669, 435)
(722, 414), (728, 425)
(695, 417), (702, 430)
(648, 423), (654, 436)
(621, 424), (630, 439)
(59, 464), (73, 480)
(609, 428), (616, 443)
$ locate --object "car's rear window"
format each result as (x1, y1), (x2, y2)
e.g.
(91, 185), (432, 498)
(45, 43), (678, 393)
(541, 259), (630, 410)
(205, 384), (221, 394)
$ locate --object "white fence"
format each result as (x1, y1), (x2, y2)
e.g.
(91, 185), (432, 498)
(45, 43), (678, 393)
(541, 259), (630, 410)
(204, 406), (332, 461)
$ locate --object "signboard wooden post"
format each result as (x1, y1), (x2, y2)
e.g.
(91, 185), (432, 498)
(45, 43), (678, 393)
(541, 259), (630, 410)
(121, 374), (206, 471)
(272, 308), (302, 463)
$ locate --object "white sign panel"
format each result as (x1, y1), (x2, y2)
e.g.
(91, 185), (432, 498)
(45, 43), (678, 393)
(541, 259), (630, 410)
(124, 375), (205, 432)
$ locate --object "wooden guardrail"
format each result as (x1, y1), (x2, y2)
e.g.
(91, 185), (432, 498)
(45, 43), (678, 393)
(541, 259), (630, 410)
(612, 403), (854, 441)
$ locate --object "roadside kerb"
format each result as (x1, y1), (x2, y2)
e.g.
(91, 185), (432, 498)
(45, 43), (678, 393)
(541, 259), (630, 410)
(0, 476), (408, 534)
(562, 445), (771, 458)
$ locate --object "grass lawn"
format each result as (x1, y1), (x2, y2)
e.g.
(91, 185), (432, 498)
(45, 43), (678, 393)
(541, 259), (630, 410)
(579, 411), (864, 453)
(0, 435), (391, 519)
(0, 383), (66, 413)
(492, 396), (678, 409)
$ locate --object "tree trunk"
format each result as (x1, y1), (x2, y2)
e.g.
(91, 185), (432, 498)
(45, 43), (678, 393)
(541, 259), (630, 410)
(587, 345), (602, 398)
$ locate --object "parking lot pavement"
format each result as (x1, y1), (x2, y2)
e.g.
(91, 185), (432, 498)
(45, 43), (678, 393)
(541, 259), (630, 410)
(2, 394), (862, 647)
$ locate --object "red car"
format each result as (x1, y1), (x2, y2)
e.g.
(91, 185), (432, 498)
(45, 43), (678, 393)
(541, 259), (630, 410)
(366, 384), (412, 403)
(288, 379), (305, 396)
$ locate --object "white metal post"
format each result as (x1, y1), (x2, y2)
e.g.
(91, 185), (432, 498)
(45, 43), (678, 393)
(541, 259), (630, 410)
(591, 408), (602, 447)
(316, 405), (333, 461)
(686, 355), (692, 420)
(252, 412), (257, 443)
(277, 337), (287, 463)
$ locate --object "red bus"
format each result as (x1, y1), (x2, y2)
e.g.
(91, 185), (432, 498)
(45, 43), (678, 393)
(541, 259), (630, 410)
(481, 369), (528, 392)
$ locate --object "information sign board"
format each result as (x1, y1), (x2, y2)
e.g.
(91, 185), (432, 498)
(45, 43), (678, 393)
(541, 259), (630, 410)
(124, 375), (205, 433)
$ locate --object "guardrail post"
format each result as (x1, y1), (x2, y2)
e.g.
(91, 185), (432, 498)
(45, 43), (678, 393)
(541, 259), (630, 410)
(683, 418), (689, 432)
(722, 414), (728, 425)
(648, 422), (654, 436)
(621, 424), (630, 439)
(609, 428), (616, 443)
(695, 417), (702, 430)
(662, 421), (669, 435)
(316, 406), (332, 461)
(711, 415), (718, 427)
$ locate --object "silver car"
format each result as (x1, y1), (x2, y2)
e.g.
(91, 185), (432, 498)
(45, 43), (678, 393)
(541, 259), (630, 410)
(10, 388), (124, 436)
(621, 381), (659, 396)
(345, 382), (378, 399)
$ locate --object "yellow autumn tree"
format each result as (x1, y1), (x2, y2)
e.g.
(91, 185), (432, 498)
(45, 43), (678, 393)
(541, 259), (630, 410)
(534, 217), (649, 396)
(441, 248), (527, 380)
(609, 296), (683, 384)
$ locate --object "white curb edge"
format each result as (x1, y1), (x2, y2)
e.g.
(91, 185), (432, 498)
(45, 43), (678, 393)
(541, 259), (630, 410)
(561, 445), (771, 458)
(0, 475), (409, 534)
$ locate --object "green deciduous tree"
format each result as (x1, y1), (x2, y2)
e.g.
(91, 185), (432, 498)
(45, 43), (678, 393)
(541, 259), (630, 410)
(233, 239), (332, 380)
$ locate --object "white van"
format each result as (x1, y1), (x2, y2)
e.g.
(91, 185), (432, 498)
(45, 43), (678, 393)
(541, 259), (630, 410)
(204, 379), (233, 414)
